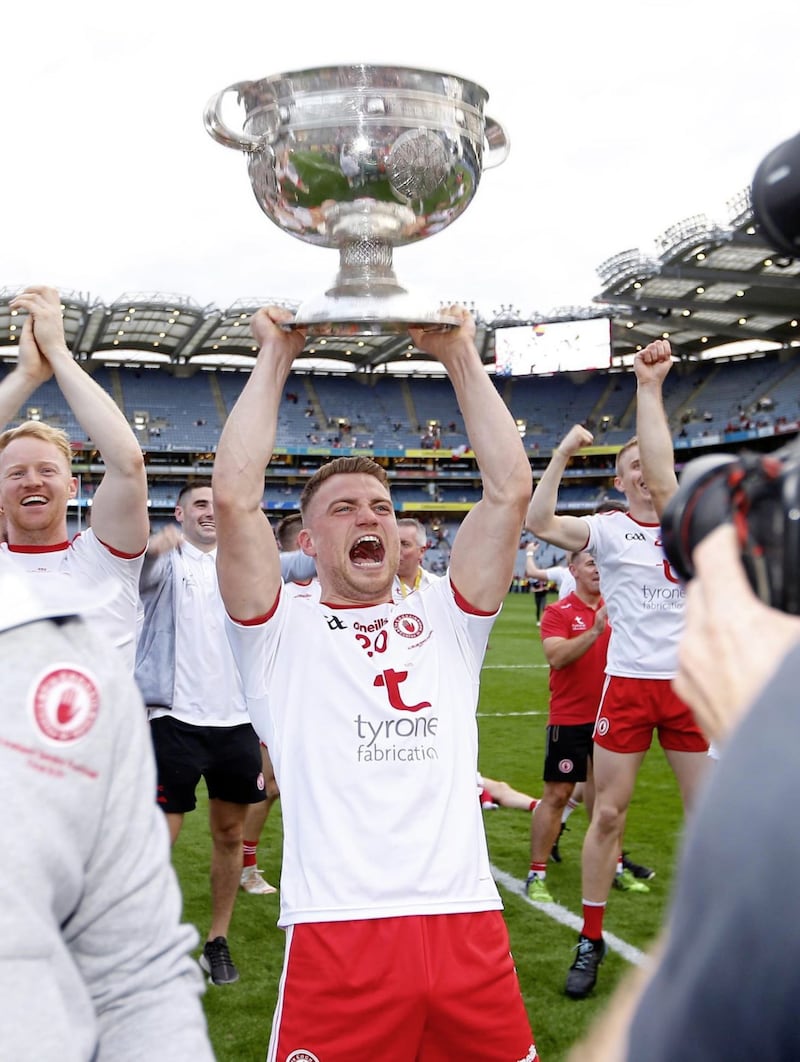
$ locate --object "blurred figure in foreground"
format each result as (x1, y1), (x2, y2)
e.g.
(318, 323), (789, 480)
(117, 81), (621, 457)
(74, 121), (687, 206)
(567, 524), (800, 1061)
(0, 561), (213, 1061)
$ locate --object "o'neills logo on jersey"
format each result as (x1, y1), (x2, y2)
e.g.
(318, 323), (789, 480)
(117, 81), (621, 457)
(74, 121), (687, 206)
(393, 613), (424, 638)
(596, 717), (610, 737)
(29, 664), (100, 745)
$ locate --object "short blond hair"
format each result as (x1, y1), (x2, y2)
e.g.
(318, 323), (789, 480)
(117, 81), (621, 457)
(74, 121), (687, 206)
(0, 420), (73, 470)
(615, 437), (638, 476)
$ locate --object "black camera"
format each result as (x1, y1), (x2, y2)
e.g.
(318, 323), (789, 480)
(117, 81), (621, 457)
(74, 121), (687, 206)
(659, 134), (800, 614)
(751, 130), (800, 257)
(660, 442), (800, 614)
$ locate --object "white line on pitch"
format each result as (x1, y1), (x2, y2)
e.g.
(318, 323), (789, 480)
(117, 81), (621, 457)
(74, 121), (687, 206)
(482, 664), (549, 669)
(477, 710), (546, 717)
(490, 865), (647, 967)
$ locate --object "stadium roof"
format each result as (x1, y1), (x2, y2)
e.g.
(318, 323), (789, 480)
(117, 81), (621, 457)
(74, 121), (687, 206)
(593, 186), (800, 361)
(2, 188), (798, 374)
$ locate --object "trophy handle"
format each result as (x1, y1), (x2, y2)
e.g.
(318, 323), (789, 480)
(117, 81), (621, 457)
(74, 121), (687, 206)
(203, 83), (278, 152)
(483, 117), (510, 169)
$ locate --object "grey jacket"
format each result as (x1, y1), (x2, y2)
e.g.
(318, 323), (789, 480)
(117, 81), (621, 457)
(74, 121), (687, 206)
(135, 546), (316, 708)
(0, 567), (214, 1061)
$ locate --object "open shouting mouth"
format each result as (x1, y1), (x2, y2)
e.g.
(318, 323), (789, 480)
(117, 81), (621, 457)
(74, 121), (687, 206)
(350, 535), (385, 568)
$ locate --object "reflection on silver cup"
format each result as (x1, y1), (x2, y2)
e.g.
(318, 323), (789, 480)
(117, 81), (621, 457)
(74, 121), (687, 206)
(204, 65), (509, 336)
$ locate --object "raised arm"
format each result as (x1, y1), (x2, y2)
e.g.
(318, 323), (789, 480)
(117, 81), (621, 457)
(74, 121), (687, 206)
(524, 557), (552, 582)
(0, 297), (53, 426)
(9, 287), (148, 555)
(525, 425), (593, 551)
(409, 308), (531, 612)
(212, 308), (306, 621)
(634, 339), (679, 519)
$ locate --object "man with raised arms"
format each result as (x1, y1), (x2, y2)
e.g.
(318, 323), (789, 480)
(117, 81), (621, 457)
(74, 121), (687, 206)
(526, 340), (709, 1000)
(0, 286), (148, 668)
(212, 306), (538, 1062)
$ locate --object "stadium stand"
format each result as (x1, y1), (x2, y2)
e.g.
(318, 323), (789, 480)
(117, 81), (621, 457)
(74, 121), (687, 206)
(2, 183), (799, 547)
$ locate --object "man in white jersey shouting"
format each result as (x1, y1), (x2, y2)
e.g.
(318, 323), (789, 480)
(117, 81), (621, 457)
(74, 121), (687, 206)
(526, 339), (710, 1000)
(213, 305), (538, 1062)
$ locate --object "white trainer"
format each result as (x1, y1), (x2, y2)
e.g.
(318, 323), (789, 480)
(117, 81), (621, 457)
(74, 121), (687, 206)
(240, 866), (277, 895)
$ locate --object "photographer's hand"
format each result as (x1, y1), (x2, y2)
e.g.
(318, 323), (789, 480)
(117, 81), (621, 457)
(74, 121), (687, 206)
(674, 525), (800, 743)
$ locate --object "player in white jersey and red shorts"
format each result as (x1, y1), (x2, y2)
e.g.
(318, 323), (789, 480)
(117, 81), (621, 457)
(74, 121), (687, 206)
(526, 339), (710, 1001)
(213, 305), (538, 1062)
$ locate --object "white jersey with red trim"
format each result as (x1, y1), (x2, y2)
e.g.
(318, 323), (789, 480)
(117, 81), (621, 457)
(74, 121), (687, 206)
(225, 574), (502, 928)
(1, 529), (143, 673)
(583, 510), (685, 679)
(392, 566), (442, 603)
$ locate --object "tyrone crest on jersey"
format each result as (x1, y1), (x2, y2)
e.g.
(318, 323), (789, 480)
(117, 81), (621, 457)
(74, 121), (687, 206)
(394, 613), (424, 639)
(29, 664), (101, 745)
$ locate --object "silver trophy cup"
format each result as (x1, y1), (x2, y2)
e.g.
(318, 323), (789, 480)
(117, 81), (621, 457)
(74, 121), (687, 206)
(204, 64), (509, 336)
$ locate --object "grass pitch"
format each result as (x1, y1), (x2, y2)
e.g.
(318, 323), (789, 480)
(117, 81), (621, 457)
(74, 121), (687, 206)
(172, 591), (685, 1060)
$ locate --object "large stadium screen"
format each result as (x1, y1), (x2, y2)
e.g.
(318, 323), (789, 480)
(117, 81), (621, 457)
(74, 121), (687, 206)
(494, 317), (612, 376)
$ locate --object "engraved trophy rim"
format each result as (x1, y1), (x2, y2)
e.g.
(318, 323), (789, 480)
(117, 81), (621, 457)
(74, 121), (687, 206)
(205, 64), (508, 338)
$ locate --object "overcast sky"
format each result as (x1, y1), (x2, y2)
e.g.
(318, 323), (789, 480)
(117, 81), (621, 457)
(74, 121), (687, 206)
(3, 0), (797, 320)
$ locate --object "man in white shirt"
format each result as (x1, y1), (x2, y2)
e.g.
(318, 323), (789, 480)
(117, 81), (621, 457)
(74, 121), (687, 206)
(137, 484), (268, 986)
(0, 286), (149, 669)
(393, 516), (438, 599)
(212, 305), (538, 1062)
(526, 341), (709, 1001)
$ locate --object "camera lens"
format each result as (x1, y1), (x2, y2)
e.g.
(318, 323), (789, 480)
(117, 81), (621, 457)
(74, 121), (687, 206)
(660, 454), (738, 582)
(751, 130), (800, 258)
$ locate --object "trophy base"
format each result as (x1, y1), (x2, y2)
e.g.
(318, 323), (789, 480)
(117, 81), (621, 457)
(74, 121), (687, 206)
(284, 291), (459, 338)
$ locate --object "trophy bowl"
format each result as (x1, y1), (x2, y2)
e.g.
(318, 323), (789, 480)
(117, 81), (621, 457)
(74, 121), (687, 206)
(204, 64), (509, 336)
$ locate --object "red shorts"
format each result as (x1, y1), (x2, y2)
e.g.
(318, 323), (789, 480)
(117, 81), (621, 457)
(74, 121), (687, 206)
(594, 675), (709, 754)
(268, 912), (537, 1062)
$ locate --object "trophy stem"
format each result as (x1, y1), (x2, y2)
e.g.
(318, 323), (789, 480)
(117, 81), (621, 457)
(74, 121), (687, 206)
(327, 238), (406, 299)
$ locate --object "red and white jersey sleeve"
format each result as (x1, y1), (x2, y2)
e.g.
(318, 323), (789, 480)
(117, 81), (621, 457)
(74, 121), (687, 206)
(225, 575), (502, 927)
(583, 510), (686, 679)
